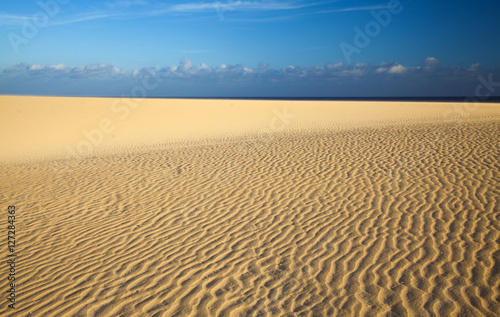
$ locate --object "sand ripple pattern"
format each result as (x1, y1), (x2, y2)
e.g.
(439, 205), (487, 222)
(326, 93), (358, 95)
(1, 121), (499, 316)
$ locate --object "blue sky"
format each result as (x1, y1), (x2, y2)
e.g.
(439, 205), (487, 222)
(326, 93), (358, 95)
(1, 0), (499, 97)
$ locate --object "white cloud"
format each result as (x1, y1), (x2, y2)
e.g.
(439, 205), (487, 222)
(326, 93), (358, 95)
(197, 63), (211, 71)
(243, 67), (255, 74)
(2, 59), (496, 90)
(424, 57), (440, 67)
(29, 64), (45, 71)
(258, 62), (269, 70)
(179, 57), (193, 70)
(51, 64), (67, 70)
(215, 64), (227, 72)
(326, 62), (344, 69)
(423, 57), (442, 72)
(28, 64), (68, 72)
(112, 66), (127, 75)
(3, 58), (499, 97)
(388, 64), (407, 74)
(86, 63), (110, 71)
(467, 63), (480, 72)
(355, 62), (370, 68)
(424, 57), (441, 69)
(343, 68), (365, 76)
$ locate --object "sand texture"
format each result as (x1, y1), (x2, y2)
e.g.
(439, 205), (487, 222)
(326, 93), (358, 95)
(0, 96), (499, 316)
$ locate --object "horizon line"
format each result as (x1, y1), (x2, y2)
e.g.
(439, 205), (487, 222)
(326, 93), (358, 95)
(2, 94), (500, 103)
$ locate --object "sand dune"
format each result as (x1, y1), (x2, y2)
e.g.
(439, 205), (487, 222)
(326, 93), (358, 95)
(2, 95), (500, 163)
(0, 96), (499, 316)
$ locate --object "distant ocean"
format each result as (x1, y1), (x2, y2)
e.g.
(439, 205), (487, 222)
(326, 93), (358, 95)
(140, 96), (500, 103)
(11, 95), (500, 102)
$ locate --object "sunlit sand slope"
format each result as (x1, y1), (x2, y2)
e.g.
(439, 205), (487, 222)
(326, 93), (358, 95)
(1, 95), (499, 162)
(0, 98), (499, 316)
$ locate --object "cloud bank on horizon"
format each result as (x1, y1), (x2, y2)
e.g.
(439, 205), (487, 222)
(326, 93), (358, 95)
(0, 0), (499, 97)
(2, 57), (498, 97)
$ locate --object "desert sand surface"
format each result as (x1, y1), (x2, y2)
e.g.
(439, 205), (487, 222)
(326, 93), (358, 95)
(0, 96), (499, 316)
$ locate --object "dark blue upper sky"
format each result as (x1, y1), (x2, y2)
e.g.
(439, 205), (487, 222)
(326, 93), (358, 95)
(1, 0), (499, 97)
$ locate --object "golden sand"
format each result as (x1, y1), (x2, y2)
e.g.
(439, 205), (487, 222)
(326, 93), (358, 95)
(0, 96), (499, 316)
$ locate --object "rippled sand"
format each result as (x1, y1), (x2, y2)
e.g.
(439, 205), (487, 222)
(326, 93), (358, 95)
(1, 96), (499, 316)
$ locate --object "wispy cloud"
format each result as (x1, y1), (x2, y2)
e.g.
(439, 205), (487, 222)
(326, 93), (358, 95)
(105, 0), (149, 8)
(169, 1), (333, 12)
(221, 3), (389, 23)
(0, 1), (349, 27)
(0, 13), (34, 26)
(0, 11), (118, 27)
(49, 13), (118, 26)
(326, 4), (389, 12)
